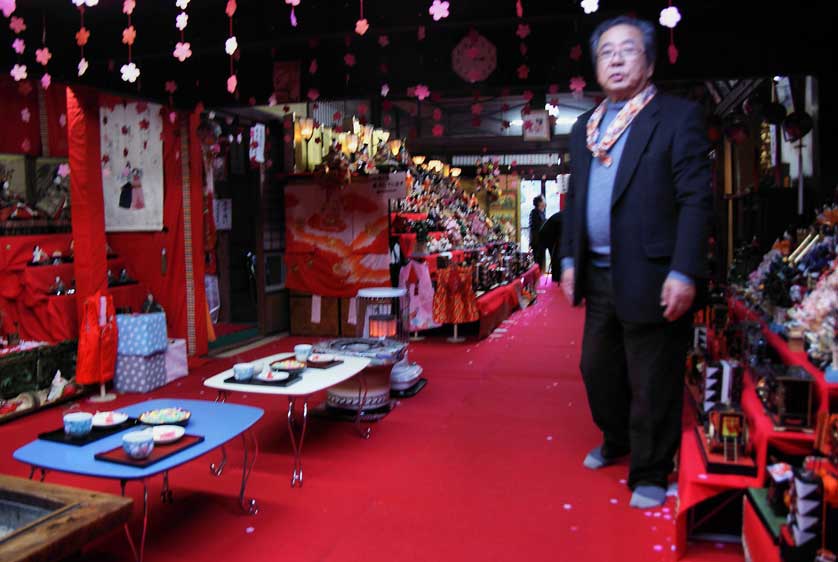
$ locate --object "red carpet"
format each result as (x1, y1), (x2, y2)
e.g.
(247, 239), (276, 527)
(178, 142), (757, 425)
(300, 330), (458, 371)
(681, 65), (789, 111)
(0, 282), (743, 562)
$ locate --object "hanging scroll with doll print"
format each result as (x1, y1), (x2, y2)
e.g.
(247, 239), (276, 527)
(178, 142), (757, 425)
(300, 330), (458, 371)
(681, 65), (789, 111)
(99, 101), (164, 232)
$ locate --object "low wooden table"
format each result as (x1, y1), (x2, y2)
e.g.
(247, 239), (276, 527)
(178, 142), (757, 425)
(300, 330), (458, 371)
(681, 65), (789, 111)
(0, 474), (133, 562)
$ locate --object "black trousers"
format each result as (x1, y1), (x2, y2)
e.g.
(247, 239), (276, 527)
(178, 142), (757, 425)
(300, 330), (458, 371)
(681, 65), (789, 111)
(580, 264), (690, 489)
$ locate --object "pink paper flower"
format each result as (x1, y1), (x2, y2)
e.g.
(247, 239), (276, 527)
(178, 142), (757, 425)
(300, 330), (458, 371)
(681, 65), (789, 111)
(306, 88), (319, 101)
(519, 43), (528, 56)
(176, 12), (189, 30)
(569, 43), (582, 61)
(581, 0), (598, 14)
(35, 47), (51, 65)
(428, 0), (449, 21)
(122, 0), (135, 15)
(548, 83), (559, 94)
(165, 81), (178, 94)
(173, 42), (192, 61)
(308, 59), (318, 74)
(267, 94), (277, 106)
(10, 63), (27, 81)
(40, 73), (51, 89)
(176, 0), (190, 9)
(122, 26), (136, 46)
(380, 83), (389, 97)
(659, 6), (681, 28)
(20, 108), (30, 122)
(12, 38), (24, 54)
(120, 62), (140, 83)
(169, 112), (177, 124)
(570, 76), (586, 98)
(517, 64), (530, 80)
(522, 89), (534, 102)
(471, 103), (483, 115)
(58, 163), (70, 178)
(1, 0), (16, 18)
(77, 58), (89, 76)
(355, 18), (369, 36)
(227, 74), (238, 93)
(21, 138), (31, 152)
(432, 123), (444, 137)
(344, 53), (356, 67)
(76, 27), (90, 47)
(357, 103), (367, 115)
(433, 108), (442, 121)
(414, 84), (430, 101)
(417, 25), (426, 40)
(668, 43), (679, 64)
(225, 36), (238, 55)
(225, 0), (237, 17)
(378, 35), (389, 47)
(59, 113), (67, 127)
(516, 24), (530, 39)
(9, 16), (25, 34)
(515, 0), (523, 18)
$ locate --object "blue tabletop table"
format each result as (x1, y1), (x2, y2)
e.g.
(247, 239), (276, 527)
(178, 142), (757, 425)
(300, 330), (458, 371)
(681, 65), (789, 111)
(13, 398), (264, 562)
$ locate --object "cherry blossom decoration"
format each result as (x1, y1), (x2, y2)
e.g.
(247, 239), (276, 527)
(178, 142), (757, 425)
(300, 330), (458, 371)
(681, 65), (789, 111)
(580, 0), (598, 14)
(380, 83), (390, 97)
(173, 0), (192, 61)
(8, 15), (26, 81)
(355, 0), (368, 35)
(569, 43), (582, 61)
(36, 18), (53, 89)
(165, 80), (177, 106)
(285, 0), (300, 28)
(428, 0), (449, 21)
(378, 35), (389, 47)
(226, 0), (238, 94)
(414, 84), (430, 101)
(12, 37), (24, 54)
(570, 76), (586, 99)
(1, 0), (16, 18)
(516, 24), (530, 39)
(73, 2), (93, 77)
(120, 0), (139, 83)
(659, 3), (681, 64)
(10, 63), (26, 81)
(120, 62), (140, 83)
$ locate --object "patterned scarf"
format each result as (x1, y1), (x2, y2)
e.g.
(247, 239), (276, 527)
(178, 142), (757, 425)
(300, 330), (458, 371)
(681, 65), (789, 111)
(586, 84), (657, 167)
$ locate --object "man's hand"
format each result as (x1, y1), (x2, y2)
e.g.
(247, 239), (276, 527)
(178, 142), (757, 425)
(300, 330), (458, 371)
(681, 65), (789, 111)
(660, 276), (696, 321)
(561, 267), (575, 303)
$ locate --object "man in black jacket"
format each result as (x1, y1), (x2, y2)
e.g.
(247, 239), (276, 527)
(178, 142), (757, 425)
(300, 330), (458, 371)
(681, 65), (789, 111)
(536, 211), (562, 280)
(529, 195), (547, 271)
(560, 16), (712, 508)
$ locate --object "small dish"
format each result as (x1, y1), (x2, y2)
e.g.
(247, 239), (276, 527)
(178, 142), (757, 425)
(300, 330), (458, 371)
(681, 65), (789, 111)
(307, 353), (335, 364)
(151, 425), (185, 445)
(257, 370), (290, 382)
(138, 407), (191, 426)
(270, 359), (306, 375)
(92, 411), (129, 428)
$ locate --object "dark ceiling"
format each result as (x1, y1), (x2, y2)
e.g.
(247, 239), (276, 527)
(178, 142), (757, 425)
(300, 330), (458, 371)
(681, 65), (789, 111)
(2, 0), (835, 109)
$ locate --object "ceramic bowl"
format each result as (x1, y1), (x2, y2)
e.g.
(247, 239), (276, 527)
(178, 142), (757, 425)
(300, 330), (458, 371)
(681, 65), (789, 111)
(63, 412), (93, 438)
(122, 430), (155, 459)
(294, 344), (313, 363)
(233, 362), (255, 381)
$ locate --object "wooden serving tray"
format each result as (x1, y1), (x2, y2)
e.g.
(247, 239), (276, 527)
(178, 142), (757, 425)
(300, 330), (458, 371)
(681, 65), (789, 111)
(94, 435), (204, 468)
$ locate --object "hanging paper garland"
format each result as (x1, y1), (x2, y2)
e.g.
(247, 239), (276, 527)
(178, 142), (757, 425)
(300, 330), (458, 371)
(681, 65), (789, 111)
(1, 0), (16, 18)
(8, 14), (26, 81)
(355, 0), (368, 35)
(120, 0), (139, 83)
(659, 3), (681, 64)
(36, 16), (52, 89)
(173, 0), (192, 61)
(580, 0), (598, 14)
(73, 5), (90, 76)
(285, 0), (299, 28)
(225, 0), (238, 95)
(428, 0), (449, 21)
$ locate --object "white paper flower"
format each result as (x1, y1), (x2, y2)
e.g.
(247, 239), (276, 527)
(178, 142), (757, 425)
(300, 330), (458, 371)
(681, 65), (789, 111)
(176, 0), (190, 9)
(20, 108), (30, 122)
(77, 57), (88, 76)
(120, 62), (140, 83)
(380, 83), (390, 97)
(659, 6), (681, 28)
(225, 36), (238, 55)
(10, 63), (27, 81)
(580, 0), (598, 14)
(72, 0), (99, 6)
(428, 0), (449, 21)
(176, 12), (188, 31)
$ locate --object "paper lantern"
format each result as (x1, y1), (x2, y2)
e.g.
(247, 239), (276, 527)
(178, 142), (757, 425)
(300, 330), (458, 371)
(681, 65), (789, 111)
(369, 314), (397, 339)
(412, 155), (426, 166)
(427, 159), (444, 173)
(300, 118), (315, 140)
(450, 167), (462, 177)
(388, 138), (402, 157)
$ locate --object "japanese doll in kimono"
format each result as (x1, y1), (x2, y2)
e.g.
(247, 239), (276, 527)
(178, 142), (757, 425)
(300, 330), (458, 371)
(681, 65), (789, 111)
(399, 259), (439, 331)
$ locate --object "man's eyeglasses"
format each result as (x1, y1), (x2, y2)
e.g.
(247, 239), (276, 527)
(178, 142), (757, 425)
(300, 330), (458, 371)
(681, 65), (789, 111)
(597, 45), (644, 63)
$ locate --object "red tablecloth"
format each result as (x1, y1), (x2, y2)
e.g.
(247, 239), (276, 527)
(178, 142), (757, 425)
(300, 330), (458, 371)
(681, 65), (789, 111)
(476, 265), (540, 338)
(395, 232), (447, 259)
(742, 494), (782, 562)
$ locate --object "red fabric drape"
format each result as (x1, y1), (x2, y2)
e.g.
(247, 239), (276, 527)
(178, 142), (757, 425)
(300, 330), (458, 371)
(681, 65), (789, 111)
(44, 84), (69, 157)
(0, 77), (41, 155)
(189, 109), (209, 356)
(67, 86), (108, 321)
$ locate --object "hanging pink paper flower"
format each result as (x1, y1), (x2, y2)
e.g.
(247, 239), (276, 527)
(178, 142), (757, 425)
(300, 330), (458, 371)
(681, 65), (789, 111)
(548, 83), (559, 94)
(432, 124), (444, 137)
(225, 36), (238, 55)
(344, 53), (356, 67)
(516, 24), (531, 39)
(122, 0), (135, 15)
(378, 35), (389, 47)
(176, 0), (190, 9)
(173, 42), (192, 61)
(120, 62), (140, 83)
(35, 47), (52, 65)
(569, 75), (586, 98)
(1, 0), (16, 18)
(433, 108), (442, 121)
(580, 0), (598, 14)
(9, 16), (25, 34)
(225, 0), (237, 17)
(10, 63), (27, 81)
(57, 163), (70, 178)
(267, 94), (277, 106)
(357, 103), (367, 115)
(383, 114), (392, 126)
(20, 108), (30, 122)
(517, 64), (530, 80)
(659, 6), (681, 28)
(122, 26), (136, 46)
(176, 12), (189, 30)
(515, 0), (523, 18)
(522, 89), (534, 102)
(41, 73), (51, 89)
(21, 138), (31, 152)
(165, 80), (178, 93)
(417, 25), (426, 40)
(77, 58), (88, 76)
(169, 112), (177, 124)
(59, 113), (67, 127)
(227, 74), (237, 93)
(519, 43), (528, 56)
(471, 103), (483, 115)
(428, 0), (449, 21)
(380, 83), (390, 97)
(569, 44), (582, 61)
(12, 38), (24, 54)
(414, 84), (430, 100)
(75, 27), (90, 47)
(306, 87), (319, 101)
(668, 43), (679, 64)
(355, 18), (369, 36)
(285, 0), (299, 27)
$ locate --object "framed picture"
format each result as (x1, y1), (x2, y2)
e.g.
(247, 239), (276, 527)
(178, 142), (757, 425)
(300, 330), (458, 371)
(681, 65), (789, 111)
(33, 158), (71, 218)
(523, 110), (551, 142)
(0, 154), (28, 199)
